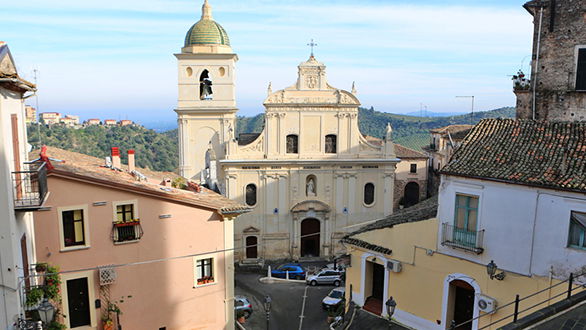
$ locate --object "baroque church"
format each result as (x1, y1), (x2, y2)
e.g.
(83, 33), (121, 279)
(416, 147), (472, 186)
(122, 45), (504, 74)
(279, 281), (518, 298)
(175, 0), (426, 261)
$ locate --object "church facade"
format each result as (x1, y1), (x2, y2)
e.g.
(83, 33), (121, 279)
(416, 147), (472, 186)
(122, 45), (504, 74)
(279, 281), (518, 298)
(175, 0), (400, 261)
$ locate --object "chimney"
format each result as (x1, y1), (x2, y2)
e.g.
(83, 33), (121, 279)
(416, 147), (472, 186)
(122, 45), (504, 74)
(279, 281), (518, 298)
(111, 147), (121, 169)
(128, 149), (135, 172)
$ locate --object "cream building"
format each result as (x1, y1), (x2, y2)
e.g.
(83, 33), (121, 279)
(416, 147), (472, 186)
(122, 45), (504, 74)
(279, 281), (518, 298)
(175, 0), (400, 261)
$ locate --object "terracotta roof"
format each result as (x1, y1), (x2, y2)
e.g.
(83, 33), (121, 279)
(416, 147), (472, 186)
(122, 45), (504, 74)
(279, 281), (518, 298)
(341, 238), (393, 256)
(0, 43), (35, 90)
(32, 147), (251, 215)
(442, 119), (586, 193)
(363, 135), (383, 146)
(395, 144), (427, 159)
(343, 196), (438, 238)
(430, 124), (474, 136)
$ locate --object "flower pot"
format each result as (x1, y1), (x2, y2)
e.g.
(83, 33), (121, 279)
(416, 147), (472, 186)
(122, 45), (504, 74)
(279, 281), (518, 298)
(103, 322), (114, 330)
(237, 316), (246, 324)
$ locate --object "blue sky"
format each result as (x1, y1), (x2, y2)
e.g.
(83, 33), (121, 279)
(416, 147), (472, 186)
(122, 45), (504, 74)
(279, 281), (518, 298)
(2, 0), (533, 125)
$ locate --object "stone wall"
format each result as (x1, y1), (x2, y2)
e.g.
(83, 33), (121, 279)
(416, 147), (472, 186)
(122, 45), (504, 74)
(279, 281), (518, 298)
(393, 178), (428, 210)
(519, 0), (586, 121)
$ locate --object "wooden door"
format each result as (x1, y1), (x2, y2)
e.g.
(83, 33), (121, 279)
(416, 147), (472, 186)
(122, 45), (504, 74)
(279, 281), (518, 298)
(67, 278), (91, 327)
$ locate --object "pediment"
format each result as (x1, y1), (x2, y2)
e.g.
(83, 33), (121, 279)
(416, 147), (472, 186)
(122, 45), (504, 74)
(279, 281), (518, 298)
(243, 226), (260, 233)
(291, 200), (331, 213)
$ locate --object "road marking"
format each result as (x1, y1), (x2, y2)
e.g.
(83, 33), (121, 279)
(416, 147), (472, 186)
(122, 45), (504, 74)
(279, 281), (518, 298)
(298, 285), (310, 330)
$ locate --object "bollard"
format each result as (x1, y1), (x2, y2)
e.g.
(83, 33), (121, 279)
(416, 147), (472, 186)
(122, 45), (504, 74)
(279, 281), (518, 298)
(268, 265), (272, 278)
(286, 270), (289, 280)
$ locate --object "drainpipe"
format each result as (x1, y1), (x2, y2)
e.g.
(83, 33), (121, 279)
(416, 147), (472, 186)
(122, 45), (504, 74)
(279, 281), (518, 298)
(527, 192), (542, 276)
(532, 6), (545, 120)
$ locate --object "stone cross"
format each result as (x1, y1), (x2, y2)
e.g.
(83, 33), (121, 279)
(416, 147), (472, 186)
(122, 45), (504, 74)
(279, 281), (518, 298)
(307, 39), (318, 57)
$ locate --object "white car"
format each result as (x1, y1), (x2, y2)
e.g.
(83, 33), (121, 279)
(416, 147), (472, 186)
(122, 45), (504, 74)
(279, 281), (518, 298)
(306, 269), (343, 286)
(322, 287), (345, 310)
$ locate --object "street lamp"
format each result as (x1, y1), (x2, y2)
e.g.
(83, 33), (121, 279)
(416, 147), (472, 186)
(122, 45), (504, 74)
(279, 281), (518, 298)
(385, 296), (397, 319)
(487, 260), (506, 280)
(37, 298), (55, 327)
(264, 295), (272, 330)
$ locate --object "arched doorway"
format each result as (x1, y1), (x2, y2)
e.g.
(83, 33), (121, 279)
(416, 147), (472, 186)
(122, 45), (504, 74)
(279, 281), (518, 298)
(404, 182), (420, 207)
(449, 280), (475, 330)
(300, 218), (320, 257)
(245, 236), (258, 259)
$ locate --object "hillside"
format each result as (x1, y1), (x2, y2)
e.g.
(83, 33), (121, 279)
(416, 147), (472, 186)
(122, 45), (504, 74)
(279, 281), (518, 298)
(28, 124), (178, 172)
(28, 107), (514, 172)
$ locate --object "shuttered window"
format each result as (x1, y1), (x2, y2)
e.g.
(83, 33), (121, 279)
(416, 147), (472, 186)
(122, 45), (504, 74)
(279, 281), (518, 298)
(576, 48), (586, 91)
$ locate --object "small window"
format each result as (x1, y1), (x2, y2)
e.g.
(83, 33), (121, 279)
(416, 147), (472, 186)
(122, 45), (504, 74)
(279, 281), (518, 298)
(62, 209), (85, 247)
(364, 183), (375, 205)
(568, 211), (586, 250)
(325, 134), (337, 153)
(287, 135), (299, 154)
(576, 48), (586, 91)
(195, 257), (214, 285)
(113, 203), (142, 243)
(410, 164), (417, 173)
(454, 194), (479, 231)
(245, 184), (257, 206)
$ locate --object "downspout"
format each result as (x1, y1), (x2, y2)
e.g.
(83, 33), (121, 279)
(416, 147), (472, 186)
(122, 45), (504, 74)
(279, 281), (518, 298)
(532, 6), (545, 120)
(527, 192), (542, 276)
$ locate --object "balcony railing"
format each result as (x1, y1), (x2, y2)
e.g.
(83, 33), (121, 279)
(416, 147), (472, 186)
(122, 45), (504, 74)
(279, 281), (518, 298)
(12, 162), (48, 210)
(441, 222), (484, 254)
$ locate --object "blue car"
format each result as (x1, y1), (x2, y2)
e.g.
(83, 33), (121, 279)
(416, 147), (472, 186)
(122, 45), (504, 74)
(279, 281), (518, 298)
(271, 263), (306, 280)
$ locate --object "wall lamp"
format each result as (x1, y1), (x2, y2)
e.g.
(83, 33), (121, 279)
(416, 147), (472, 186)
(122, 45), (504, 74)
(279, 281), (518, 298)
(487, 260), (506, 281)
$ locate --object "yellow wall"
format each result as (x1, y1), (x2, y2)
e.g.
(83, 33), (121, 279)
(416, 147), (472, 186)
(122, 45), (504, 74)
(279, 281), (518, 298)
(345, 218), (581, 329)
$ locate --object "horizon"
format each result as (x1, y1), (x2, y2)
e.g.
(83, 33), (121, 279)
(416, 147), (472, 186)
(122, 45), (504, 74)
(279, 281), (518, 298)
(3, 0), (531, 122)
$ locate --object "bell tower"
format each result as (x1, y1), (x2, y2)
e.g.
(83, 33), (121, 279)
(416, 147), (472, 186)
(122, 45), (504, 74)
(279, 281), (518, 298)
(175, 0), (238, 183)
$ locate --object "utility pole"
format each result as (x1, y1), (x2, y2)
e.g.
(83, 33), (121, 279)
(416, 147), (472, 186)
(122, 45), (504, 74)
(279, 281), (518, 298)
(456, 96), (475, 125)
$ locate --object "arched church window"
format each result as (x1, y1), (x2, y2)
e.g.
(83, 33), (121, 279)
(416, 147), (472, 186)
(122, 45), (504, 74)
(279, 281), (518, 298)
(325, 134), (337, 154)
(245, 184), (257, 206)
(286, 135), (299, 154)
(306, 175), (317, 197)
(364, 183), (375, 205)
(199, 69), (213, 100)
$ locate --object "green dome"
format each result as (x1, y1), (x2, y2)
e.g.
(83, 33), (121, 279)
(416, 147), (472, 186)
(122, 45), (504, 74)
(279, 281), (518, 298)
(184, 19), (230, 47)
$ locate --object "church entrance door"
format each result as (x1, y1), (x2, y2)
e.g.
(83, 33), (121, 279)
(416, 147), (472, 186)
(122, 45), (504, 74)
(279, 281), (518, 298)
(246, 236), (258, 259)
(300, 218), (320, 257)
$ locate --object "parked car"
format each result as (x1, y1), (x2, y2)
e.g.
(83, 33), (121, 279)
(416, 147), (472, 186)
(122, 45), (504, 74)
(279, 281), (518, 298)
(234, 295), (253, 319)
(306, 269), (343, 286)
(322, 287), (345, 310)
(271, 263), (306, 280)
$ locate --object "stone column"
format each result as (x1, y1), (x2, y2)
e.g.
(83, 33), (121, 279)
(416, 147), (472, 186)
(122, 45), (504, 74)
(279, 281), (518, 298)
(347, 174), (357, 215)
(323, 214), (331, 257)
(278, 174), (287, 223)
(292, 213), (300, 260)
(383, 172), (394, 216)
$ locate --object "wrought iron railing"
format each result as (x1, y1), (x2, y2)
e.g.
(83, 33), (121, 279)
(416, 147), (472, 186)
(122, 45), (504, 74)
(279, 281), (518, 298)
(441, 223), (484, 254)
(12, 162), (48, 210)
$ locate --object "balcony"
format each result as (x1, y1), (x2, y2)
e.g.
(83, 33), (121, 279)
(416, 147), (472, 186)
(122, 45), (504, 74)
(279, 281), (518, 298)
(441, 223), (484, 254)
(12, 162), (48, 211)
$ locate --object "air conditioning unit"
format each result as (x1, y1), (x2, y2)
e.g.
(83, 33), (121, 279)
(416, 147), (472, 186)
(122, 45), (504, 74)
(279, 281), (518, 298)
(386, 260), (402, 273)
(477, 294), (497, 314)
(99, 266), (117, 286)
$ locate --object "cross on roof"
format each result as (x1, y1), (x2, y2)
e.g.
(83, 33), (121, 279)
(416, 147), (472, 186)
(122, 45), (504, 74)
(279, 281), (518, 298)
(307, 39), (318, 57)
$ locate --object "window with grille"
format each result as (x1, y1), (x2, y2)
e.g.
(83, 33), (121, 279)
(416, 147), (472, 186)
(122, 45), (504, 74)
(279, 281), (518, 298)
(112, 203), (142, 243)
(568, 211), (586, 250)
(195, 258), (214, 285)
(62, 209), (85, 247)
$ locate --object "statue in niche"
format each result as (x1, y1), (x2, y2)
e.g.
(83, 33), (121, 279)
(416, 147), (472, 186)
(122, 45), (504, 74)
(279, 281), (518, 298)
(306, 177), (316, 197)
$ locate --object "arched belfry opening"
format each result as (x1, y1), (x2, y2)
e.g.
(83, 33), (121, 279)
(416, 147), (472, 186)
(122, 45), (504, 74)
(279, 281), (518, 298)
(199, 69), (213, 100)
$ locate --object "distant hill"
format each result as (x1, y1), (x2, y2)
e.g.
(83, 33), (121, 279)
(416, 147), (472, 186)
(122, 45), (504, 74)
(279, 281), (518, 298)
(29, 107), (514, 172)
(402, 111), (465, 117)
(28, 124), (178, 172)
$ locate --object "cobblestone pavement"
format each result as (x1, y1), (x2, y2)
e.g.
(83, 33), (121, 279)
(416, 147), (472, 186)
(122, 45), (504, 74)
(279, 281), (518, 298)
(533, 302), (586, 330)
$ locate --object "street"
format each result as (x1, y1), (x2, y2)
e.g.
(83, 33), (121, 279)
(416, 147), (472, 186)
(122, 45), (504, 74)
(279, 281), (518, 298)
(235, 272), (335, 330)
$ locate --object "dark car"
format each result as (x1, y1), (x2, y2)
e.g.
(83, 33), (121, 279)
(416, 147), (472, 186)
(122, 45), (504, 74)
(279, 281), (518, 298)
(271, 263), (306, 280)
(234, 295), (253, 319)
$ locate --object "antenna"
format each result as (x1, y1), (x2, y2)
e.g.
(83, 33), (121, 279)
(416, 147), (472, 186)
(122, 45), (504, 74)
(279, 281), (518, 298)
(34, 68), (42, 147)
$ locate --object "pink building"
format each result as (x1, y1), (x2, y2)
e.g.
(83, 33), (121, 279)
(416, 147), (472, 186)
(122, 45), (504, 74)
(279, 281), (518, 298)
(118, 120), (133, 126)
(103, 119), (117, 126)
(32, 147), (249, 329)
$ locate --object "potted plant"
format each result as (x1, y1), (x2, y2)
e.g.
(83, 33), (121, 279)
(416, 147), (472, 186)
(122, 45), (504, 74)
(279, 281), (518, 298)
(101, 314), (114, 330)
(35, 263), (48, 273)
